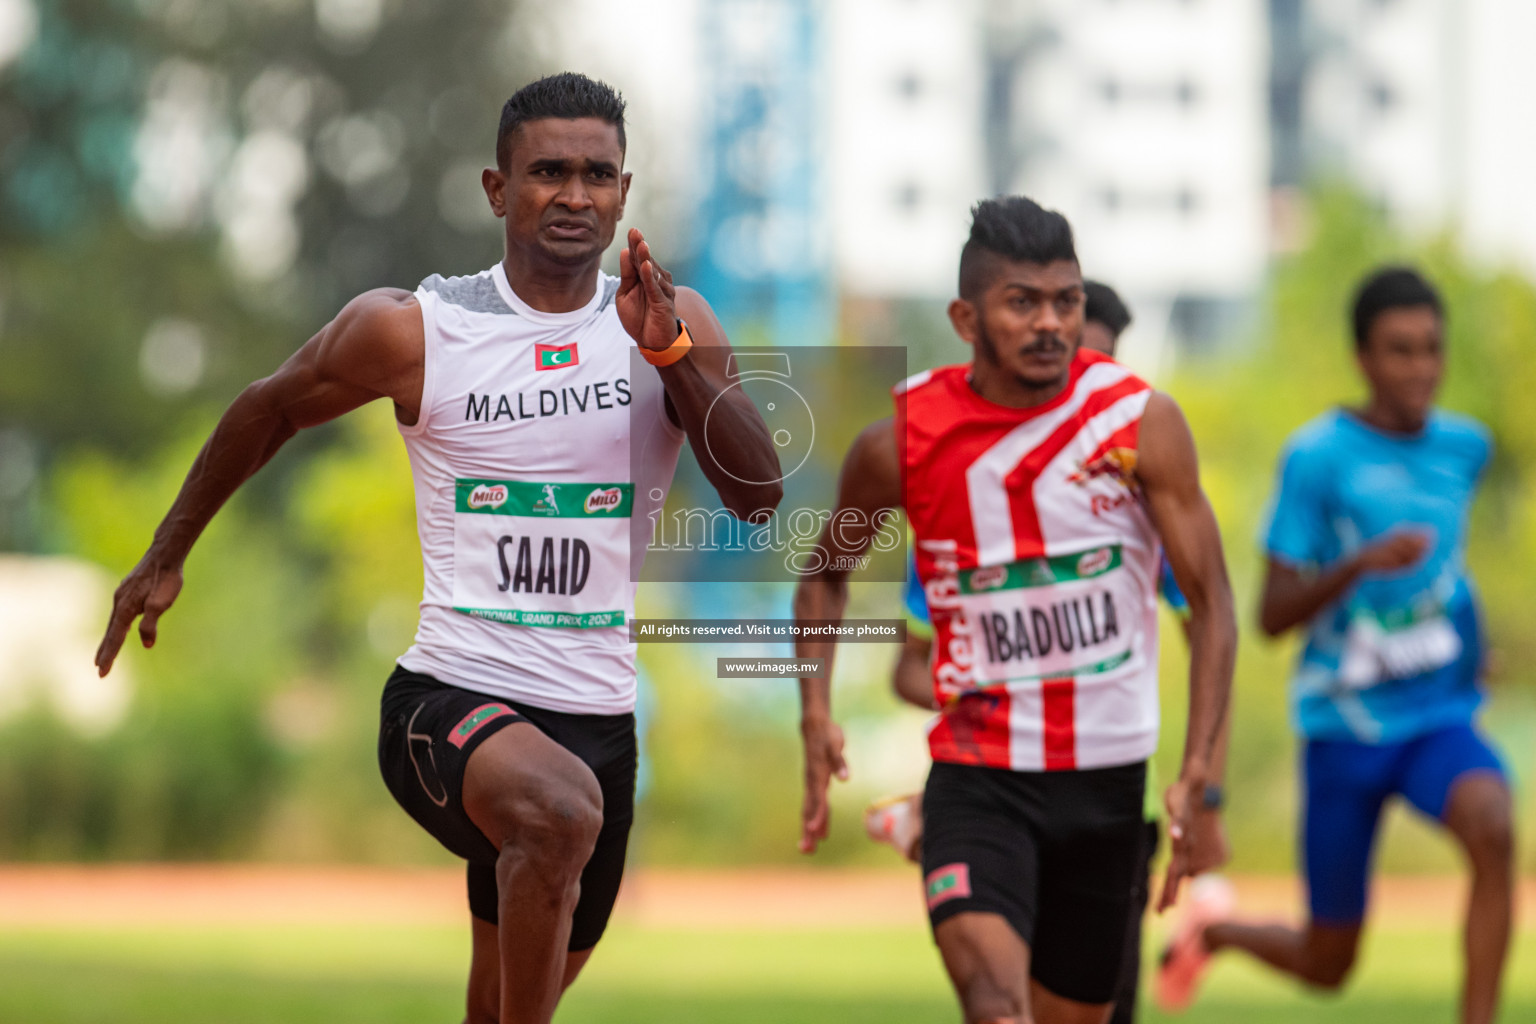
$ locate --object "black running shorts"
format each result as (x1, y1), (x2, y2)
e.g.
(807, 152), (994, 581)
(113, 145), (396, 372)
(1109, 819), (1159, 1024)
(921, 759), (1147, 1005)
(377, 664), (636, 951)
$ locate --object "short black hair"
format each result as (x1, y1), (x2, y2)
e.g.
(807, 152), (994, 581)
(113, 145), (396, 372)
(496, 72), (627, 171)
(1084, 280), (1132, 337)
(958, 196), (1078, 299)
(1351, 265), (1443, 350)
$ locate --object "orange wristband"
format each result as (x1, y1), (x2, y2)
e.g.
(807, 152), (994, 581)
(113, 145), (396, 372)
(639, 319), (694, 367)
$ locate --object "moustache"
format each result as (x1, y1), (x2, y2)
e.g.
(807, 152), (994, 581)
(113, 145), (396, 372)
(1020, 334), (1067, 356)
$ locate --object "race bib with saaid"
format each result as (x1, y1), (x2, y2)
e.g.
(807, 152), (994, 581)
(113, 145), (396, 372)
(452, 479), (632, 628)
(957, 544), (1136, 685)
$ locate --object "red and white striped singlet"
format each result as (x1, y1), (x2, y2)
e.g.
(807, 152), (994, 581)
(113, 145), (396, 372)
(898, 348), (1161, 771)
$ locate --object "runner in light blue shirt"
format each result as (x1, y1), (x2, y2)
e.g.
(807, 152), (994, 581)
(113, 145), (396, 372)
(1265, 407), (1489, 743)
(1160, 267), (1513, 1024)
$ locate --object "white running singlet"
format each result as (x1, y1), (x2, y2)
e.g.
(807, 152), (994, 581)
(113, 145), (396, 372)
(396, 265), (684, 714)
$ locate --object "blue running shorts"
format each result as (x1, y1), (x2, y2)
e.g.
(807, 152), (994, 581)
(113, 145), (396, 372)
(1303, 722), (1505, 924)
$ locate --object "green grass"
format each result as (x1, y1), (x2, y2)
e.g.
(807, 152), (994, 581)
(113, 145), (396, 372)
(0, 918), (1531, 1023)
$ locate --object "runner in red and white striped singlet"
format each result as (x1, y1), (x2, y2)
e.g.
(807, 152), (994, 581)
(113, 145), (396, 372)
(900, 347), (1161, 772)
(793, 196), (1237, 1024)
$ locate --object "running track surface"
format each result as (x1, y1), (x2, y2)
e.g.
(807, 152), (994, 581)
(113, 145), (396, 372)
(0, 867), (1527, 929)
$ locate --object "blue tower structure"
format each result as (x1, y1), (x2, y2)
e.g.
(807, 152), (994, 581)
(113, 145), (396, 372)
(694, 0), (830, 348)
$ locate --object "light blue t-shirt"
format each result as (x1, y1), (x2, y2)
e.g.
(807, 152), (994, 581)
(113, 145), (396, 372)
(1263, 409), (1490, 744)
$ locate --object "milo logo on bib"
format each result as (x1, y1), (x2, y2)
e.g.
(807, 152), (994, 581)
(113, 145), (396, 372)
(957, 544), (1136, 684)
(1077, 547), (1113, 577)
(585, 487), (624, 514)
(452, 479), (634, 629)
(467, 484), (508, 509)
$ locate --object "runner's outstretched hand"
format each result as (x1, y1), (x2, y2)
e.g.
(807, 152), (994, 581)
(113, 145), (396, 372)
(799, 716), (849, 854)
(616, 228), (680, 352)
(1157, 774), (1201, 911)
(95, 551), (183, 677)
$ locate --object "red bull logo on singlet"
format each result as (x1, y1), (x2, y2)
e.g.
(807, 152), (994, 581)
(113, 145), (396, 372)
(921, 540), (977, 698)
(1067, 447), (1138, 488)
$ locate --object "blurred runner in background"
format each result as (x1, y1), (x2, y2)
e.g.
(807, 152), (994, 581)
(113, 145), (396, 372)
(1158, 267), (1514, 1024)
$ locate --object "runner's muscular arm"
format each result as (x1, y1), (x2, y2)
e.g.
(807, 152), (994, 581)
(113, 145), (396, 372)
(670, 287), (783, 519)
(793, 417), (902, 852)
(94, 289), (424, 676)
(615, 228), (781, 521)
(892, 634), (940, 711)
(1136, 392), (1237, 910)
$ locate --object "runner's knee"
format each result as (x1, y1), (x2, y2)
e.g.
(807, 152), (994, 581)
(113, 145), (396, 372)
(957, 966), (1030, 1024)
(472, 756), (603, 876)
(1301, 946), (1355, 991)
(1463, 809), (1514, 872)
(1449, 777), (1514, 871)
(512, 772), (603, 866)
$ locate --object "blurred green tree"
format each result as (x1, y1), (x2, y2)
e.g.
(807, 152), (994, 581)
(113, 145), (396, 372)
(0, 0), (526, 548)
(0, 423), (307, 858)
(0, 0), (538, 858)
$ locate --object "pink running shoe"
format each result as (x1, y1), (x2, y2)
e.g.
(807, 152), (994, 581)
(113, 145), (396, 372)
(1155, 874), (1235, 1012)
(863, 793), (923, 863)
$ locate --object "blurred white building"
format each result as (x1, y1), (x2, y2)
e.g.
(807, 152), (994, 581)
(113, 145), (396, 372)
(985, 0), (1271, 365)
(826, 0), (987, 300)
(1460, 1), (1536, 280)
(554, 0), (1536, 362)
(826, 0), (1270, 368)
(561, 0), (1272, 361)
(1278, 0), (1536, 278)
(1291, 0), (1458, 228)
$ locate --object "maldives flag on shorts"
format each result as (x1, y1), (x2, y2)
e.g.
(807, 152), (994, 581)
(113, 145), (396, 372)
(535, 342), (579, 371)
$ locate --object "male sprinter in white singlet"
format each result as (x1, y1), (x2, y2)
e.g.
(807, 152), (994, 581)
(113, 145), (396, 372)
(95, 74), (781, 1024)
(794, 197), (1235, 1024)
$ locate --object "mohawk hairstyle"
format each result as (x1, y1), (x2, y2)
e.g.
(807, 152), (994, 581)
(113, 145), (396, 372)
(496, 72), (627, 170)
(958, 196), (1077, 299)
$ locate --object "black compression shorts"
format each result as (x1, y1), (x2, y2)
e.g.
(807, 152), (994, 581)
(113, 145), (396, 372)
(1109, 819), (1159, 1024)
(376, 664), (636, 951)
(921, 759), (1147, 1005)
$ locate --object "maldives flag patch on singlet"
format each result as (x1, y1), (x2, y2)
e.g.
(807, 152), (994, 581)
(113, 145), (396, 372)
(535, 342), (578, 370)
